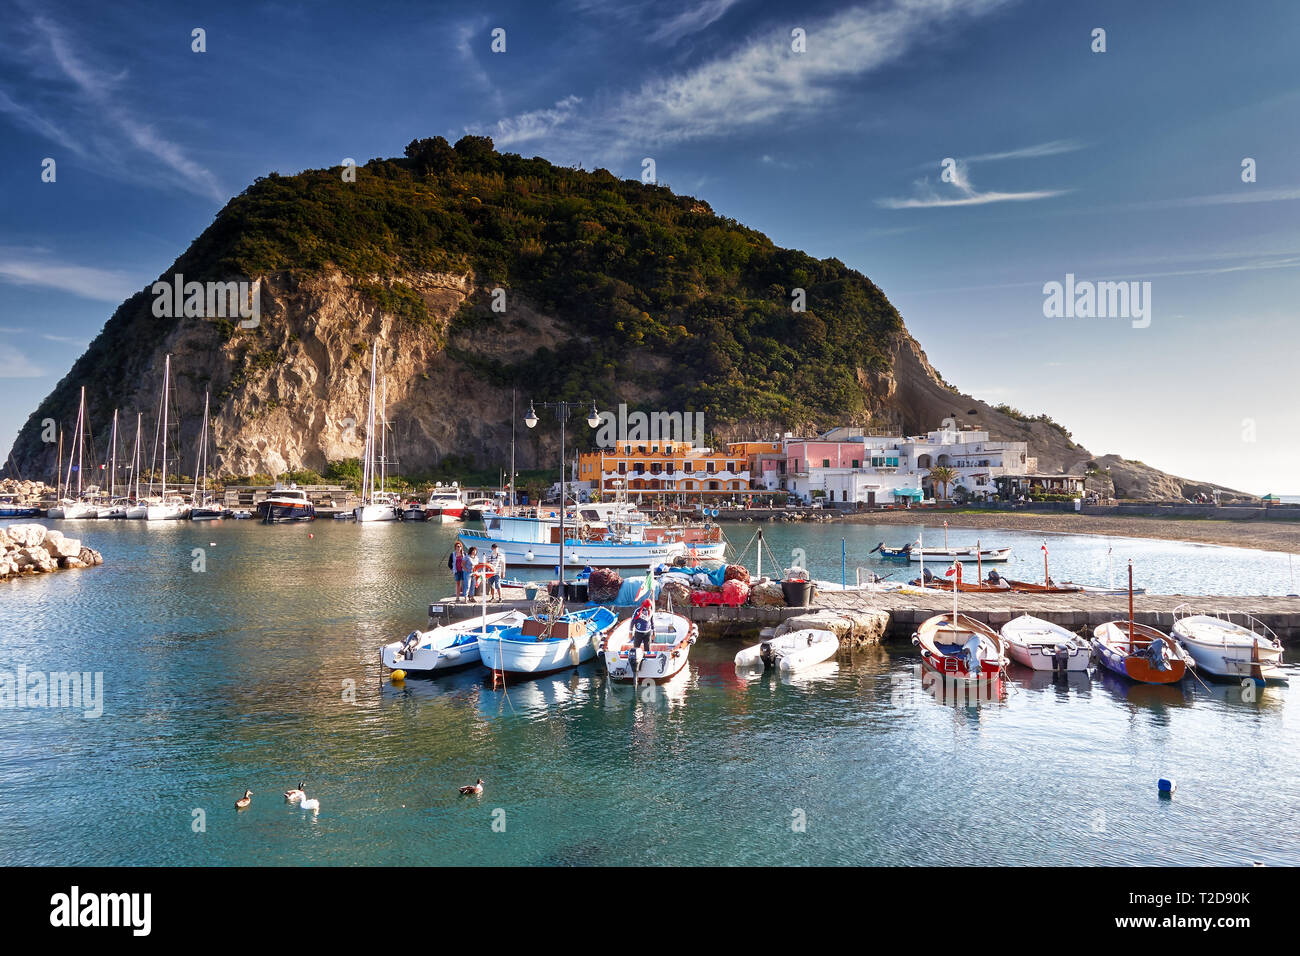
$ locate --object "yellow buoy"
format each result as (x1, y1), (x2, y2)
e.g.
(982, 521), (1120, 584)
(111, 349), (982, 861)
(390, 669), (407, 682)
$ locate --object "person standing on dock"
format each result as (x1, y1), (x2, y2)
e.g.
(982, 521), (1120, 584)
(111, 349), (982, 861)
(466, 546), (481, 600)
(489, 543), (506, 602)
(451, 540), (467, 602)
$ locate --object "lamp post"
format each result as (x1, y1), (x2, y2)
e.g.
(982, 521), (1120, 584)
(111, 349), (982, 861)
(524, 400), (600, 580)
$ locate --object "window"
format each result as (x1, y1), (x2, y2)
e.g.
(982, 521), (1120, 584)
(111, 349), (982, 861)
(706, 463), (715, 474)
(852, 460), (860, 469)
(822, 459), (830, 469)
(684, 462), (693, 473)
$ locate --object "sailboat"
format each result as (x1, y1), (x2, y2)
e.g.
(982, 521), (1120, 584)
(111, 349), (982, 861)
(47, 387), (100, 519)
(189, 392), (223, 519)
(145, 355), (189, 520)
(96, 409), (130, 517)
(124, 413), (148, 518)
(354, 344), (399, 522)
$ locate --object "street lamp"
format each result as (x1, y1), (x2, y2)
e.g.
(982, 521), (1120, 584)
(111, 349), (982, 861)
(524, 399), (600, 582)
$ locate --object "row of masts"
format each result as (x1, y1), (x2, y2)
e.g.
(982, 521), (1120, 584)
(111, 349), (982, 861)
(52, 355), (215, 506)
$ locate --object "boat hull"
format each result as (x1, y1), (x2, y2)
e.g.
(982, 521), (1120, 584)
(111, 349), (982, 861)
(381, 612), (527, 674)
(458, 530), (715, 568)
(259, 501), (316, 523)
(353, 503), (398, 522)
(1173, 617), (1285, 682)
(478, 607), (617, 676)
(602, 615), (696, 683)
(913, 613), (1007, 681)
(1092, 622), (1188, 684)
(1000, 615), (1091, 672)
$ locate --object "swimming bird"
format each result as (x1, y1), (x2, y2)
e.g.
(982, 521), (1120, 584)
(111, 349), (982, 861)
(284, 782), (305, 802)
(235, 789), (252, 809)
(458, 778), (484, 796)
(300, 794), (320, 811)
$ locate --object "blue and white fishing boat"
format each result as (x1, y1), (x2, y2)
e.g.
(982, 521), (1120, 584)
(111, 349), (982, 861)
(381, 609), (526, 675)
(478, 605), (619, 677)
(461, 512), (724, 568)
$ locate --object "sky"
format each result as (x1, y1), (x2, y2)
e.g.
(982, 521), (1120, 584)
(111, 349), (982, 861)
(0, 0), (1296, 493)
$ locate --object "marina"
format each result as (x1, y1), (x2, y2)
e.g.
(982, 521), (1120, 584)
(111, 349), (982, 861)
(1, 515), (1297, 868)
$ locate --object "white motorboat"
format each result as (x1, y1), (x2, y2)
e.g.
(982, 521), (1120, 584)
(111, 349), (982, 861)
(601, 611), (697, 683)
(1172, 605), (1286, 684)
(734, 628), (839, 672)
(1000, 614), (1091, 672)
(424, 484), (465, 522)
(462, 513), (724, 568)
(879, 544), (1012, 563)
(382, 610), (526, 675)
(478, 605), (618, 677)
(47, 500), (99, 520)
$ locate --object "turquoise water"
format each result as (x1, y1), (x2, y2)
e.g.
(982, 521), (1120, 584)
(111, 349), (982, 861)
(0, 518), (1296, 866)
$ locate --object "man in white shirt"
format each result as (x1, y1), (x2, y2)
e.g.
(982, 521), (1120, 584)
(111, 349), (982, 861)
(490, 543), (506, 602)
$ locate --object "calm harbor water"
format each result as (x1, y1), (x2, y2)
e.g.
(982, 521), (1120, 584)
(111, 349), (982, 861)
(1, 518), (1297, 866)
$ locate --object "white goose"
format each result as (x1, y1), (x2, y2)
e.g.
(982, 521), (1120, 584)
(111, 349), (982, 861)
(300, 794), (320, 812)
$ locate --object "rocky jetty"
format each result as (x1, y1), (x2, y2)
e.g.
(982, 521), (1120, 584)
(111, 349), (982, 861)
(0, 524), (103, 579)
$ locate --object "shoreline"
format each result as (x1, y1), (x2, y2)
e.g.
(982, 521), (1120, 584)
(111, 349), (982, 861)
(835, 510), (1300, 555)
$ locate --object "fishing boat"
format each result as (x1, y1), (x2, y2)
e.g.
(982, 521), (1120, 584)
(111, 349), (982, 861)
(913, 613), (1007, 681)
(1090, 561), (1192, 684)
(734, 628), (839, 672)
(602, 610), (697, 683)
(1000, 614), (1092, 672)
(879, 543), (1011, 563)
(1092, 622), (1191, 684)
(462, 511), (725, 568)
(1003, 579), (1083, 594)
(382, 610), (527, 675)
(1171, 605), (1286, 684)
(478, 605), (618, 677)
(423, 483), (465, 522)
(257, 485), (316, 523)
(909, 574), (1010, 593)
(1060, 582), (1147, 595)
(0, 495), (40, 518)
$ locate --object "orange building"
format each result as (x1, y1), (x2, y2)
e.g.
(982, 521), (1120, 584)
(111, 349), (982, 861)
(577, 439), (757, 498)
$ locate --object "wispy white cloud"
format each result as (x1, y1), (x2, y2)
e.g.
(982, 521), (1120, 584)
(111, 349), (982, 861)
(648, 0), (745, 44)
(0, 16), (225, 203)
(958, 140), (1084, 164)
(491, 96), (583, 148)
(0, 344), (44, 379)
(878, 184), (1067, 209)
(1130, 187), (1300, 209)
(882, 139), (1075, 209)
(480, 0), (1013, 159)
(42, 333), (90, 347)
(0, 257), (138, 302)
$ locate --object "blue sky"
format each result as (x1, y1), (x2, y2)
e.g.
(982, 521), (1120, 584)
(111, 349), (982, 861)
(1, 0), (1296, 492)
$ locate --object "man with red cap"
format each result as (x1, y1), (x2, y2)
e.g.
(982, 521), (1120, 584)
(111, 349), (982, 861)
(631, 599), (654, 654)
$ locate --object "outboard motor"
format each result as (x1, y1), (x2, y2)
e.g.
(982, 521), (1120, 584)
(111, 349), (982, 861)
(759, 641), (776, 669)
(1145, 637), (1170, 671)
(399, 631), (419, 660)
(627, 645), (641, 683)
(1052, 642), (1070, 676)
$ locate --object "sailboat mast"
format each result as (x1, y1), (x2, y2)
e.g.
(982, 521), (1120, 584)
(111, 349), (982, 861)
(132, 413), (142, 499)
(510, 387), (516, 514)
(363, 343), (377, 505)
(74, 387), (85, 497)
(109, 409), (118, 498)
(161, 355), (170, 497)
(380, 375), (388, 494)
(193, 392), (210, 502)
(56, 428), (64, 499)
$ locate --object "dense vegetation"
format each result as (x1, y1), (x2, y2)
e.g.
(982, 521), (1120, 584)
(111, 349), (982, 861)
(177, 135), (904, 427)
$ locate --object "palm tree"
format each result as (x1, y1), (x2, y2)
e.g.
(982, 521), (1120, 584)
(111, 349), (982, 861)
(927, 465), (960, 501)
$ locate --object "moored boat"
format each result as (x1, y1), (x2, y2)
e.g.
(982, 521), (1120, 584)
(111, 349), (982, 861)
(602, 609), (696, 683)
(1171, 605), (1285, 684)
(1000, 614), (1091, 672)
(1092, 621), (1191, 684)
(880, 544), (1011, 563)
(258, 486), (316, 523)
(734, 628), (839, 672)
(912, 613), (1008, 681)
(424, 484), (466, 522)
(382, 609), (526, 675)
(478, 605), (618, 677)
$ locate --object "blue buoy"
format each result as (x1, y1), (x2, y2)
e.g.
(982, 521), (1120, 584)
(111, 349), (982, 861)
(1158, 778), (1176, 796)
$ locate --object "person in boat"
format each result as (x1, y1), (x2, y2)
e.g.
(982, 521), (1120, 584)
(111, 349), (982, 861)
(631, 600), (654, 654)
(450, 541), (466, 602)
(986, 568), (1001, 585)
(922, 566), (934, 584)
(489, 543), (506, 603)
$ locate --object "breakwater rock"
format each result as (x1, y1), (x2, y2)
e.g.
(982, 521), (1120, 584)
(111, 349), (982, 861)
(0, 524), (103, 578)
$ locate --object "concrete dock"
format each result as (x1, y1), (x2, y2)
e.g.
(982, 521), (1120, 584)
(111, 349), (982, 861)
(429, 587), (1300, 645)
